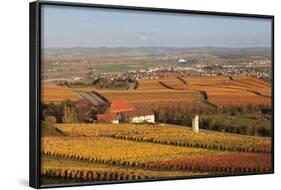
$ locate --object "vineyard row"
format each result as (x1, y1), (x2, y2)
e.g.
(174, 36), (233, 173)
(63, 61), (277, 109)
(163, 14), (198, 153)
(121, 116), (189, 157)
(42, 151), (270, 173)
(143, 163), (270, 173)
(110, 135), (271, 153)
(42, 168), (150, 181)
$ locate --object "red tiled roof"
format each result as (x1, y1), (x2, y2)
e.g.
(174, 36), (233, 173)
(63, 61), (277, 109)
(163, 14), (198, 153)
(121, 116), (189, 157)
(122, 108), (154, 118)
(110, 100), (134, 113)
(96, 113), (118, 121)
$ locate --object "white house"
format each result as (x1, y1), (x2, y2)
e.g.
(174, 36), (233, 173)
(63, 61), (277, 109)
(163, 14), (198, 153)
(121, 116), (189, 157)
(122, 109), (155, 123)
(178, 58), (187, 63)
(130, 114), (155, 123)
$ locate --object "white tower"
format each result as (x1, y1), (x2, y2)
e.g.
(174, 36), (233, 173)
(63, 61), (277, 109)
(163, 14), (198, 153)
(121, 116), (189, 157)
(192, 115), (199, 133)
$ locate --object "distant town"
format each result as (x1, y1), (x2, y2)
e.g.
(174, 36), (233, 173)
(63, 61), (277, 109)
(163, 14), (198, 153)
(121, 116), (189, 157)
(74, 59), (272, 81)
(42, 47), (272, 83)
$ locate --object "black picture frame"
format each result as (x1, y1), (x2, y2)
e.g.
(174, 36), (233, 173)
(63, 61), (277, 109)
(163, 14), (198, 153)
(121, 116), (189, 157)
(29, 1), (274, 188)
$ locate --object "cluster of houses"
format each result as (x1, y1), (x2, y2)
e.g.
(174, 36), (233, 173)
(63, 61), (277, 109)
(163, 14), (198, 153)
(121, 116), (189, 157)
(74, 98), (200, 132)
(75, 99), (155, 124)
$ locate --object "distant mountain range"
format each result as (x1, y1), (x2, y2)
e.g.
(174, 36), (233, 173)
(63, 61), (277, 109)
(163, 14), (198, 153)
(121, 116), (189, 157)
(44, 46), (271, 56)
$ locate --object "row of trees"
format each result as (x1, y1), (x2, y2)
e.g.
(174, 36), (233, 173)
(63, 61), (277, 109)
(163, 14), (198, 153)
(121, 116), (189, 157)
(41, 100), (80, 124)
(154, 103), (271, 118)
(153, 104), (272, 137)
(92, 78), (138, 89)
(200, 118), (271, 137)
(41, 100), (80, 136)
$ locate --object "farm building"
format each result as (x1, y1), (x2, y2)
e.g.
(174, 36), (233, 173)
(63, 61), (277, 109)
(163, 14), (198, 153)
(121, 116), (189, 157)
(75, 99), (98, 122)
(96, 113), (119, 124)
(121, 109), (155, 123)
(178, 58), (187, 63)
(95, 100), (155, 124)
(110, 100), (135, 113)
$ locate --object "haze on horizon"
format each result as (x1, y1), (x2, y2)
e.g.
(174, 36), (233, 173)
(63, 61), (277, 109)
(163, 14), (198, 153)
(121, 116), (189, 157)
(41, 5), (272, 49)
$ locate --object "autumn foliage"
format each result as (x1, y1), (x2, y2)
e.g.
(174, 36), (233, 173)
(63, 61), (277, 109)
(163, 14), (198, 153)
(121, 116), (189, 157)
(144, 153), (272, 173)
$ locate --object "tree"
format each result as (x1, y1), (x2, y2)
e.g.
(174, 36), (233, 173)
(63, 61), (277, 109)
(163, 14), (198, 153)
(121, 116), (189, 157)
(247, 125), (258, 136)
(209, 121), (223, 131)
(200, 118), (210, 130)
(257, 127), (270, 137)
(45, 115), (57, 123)
(62, 100), (79, 123)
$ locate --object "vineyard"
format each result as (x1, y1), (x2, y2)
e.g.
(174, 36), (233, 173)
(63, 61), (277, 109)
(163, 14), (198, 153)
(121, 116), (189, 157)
(42, 156), (203, 181)
(41, 136), (215, 163)
(41, 83), (80, 103)
(144, 152), (271, 173)
(137, 79), (168, 90)
(96, 76), (271, 107)
(41, 123), (272, 184)
(94, 89), (200, 107)
(41, 75), (272, 185)
(41, 76), (271, 107)
(54, 123), (271, 153)
(180, 76), (271, 106)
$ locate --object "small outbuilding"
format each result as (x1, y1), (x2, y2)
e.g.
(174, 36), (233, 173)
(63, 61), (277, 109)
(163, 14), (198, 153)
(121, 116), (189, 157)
(192, 115), (199, 132)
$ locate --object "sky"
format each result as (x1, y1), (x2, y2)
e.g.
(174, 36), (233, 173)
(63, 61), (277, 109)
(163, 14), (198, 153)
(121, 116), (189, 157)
(41, 4), (272, 48)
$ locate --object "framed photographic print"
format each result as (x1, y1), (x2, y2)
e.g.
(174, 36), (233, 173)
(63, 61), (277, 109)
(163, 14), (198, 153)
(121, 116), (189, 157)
(29, 0), (274, 188)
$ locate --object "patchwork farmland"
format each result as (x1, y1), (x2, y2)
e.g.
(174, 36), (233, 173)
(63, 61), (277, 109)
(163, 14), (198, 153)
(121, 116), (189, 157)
(42, 76), (271, 107)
